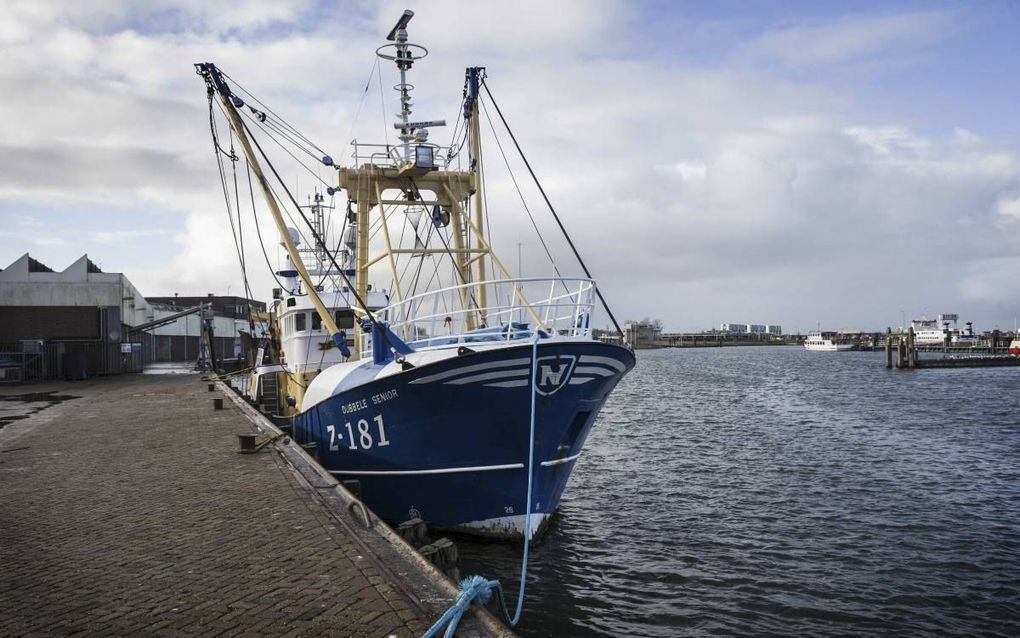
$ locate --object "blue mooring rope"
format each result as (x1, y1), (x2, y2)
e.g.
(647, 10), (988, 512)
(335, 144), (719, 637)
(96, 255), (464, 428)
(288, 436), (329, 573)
(420, 334), (540, 637)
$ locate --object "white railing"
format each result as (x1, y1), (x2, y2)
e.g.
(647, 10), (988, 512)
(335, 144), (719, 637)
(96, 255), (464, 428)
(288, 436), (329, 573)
(349, 141), (462, 172)
(361, 277), (595, 352)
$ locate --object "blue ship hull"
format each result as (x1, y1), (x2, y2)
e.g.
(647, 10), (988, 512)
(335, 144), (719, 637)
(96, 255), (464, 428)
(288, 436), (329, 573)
(292, 341), (634, 539)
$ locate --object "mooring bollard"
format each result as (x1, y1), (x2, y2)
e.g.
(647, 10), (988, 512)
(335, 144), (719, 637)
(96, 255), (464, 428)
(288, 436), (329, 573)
(396, 517), (427, 546)
(341, 479), (362, 500)
(433, 537), (458, 565)
(418, 542), (439, 563)
(238, 433), (257, 452)
(213, 397), (224, 410)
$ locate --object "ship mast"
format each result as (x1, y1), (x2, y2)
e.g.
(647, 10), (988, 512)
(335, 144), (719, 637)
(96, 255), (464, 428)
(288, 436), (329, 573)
(339, 11), (541, 356)
(196, 64), (347, 350)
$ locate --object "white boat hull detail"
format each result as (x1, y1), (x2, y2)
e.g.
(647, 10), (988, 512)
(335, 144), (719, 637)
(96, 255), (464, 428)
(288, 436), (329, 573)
(447, 513), (552, 540)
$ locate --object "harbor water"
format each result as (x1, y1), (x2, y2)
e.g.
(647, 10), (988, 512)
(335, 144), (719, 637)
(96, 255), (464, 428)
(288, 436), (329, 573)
(458, 347), (1020, 636)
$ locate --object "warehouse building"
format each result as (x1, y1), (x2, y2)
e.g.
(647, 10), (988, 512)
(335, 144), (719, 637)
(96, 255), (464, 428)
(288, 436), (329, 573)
(0, 253), (262, 380)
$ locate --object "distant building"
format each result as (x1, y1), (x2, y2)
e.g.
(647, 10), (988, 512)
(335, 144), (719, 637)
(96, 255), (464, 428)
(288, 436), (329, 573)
(147, 296), (264, 321)
(144, 295), (266, 362)
(719, 322), (782, 336)
(625, 319), (662, 347)
(0, 253), (261, 377)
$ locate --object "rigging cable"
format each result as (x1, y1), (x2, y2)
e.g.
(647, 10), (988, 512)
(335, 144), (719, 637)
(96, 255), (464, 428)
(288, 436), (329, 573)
(344, 57), (380, 147)
(479, 97), (564, 282)
(238, 107), (332, 188)
(236, 114), (387, 330)
(209, 91), (259, 335)
(228, 128), (258, 335)
(420, 332), (541, 637)
(408, 178), (484, 318)
(221, 70), (330, 158)
(246, 159), (297, 296)
(375, 58), (391, 148)
(481, 80), (626, 338)
(216, 100), (322, 257)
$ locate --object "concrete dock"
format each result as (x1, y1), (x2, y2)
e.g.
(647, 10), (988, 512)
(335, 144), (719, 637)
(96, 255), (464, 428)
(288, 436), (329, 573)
(0, 373), (508, 637)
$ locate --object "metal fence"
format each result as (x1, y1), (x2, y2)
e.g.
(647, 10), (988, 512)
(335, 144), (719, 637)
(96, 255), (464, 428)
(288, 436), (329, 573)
(0, 340), (142, 382)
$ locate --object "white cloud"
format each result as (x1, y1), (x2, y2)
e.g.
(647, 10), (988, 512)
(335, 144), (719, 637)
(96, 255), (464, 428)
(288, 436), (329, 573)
(996, 194), (1020, 220)
(0, 2), (1017, 332)
(746, 10), (952, 67)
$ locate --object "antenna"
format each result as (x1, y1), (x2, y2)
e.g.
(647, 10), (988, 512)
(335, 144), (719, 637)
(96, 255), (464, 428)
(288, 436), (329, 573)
(376, 10), (444, 166)
(386, 9), (414, 42)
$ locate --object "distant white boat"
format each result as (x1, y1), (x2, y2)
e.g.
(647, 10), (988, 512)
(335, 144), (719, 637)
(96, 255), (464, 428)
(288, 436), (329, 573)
(804, 332), (856, 352)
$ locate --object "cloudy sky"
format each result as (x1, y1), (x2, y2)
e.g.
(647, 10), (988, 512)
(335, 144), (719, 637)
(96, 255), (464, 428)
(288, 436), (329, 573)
(2, 0), (1019, 333)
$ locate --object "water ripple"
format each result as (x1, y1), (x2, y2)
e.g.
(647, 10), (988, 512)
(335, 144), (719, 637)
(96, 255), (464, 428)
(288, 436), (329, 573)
(459, 348), (1020, 636)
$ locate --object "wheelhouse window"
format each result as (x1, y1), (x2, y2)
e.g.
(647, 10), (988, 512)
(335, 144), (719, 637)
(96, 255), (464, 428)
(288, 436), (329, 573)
(312, 311), (322, 331)
(295, 312), (306, 332)
(335, 309), (355, 330)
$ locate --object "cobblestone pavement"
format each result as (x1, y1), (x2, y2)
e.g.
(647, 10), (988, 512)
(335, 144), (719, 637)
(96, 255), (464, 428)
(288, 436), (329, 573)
(0, 374), (434, 637)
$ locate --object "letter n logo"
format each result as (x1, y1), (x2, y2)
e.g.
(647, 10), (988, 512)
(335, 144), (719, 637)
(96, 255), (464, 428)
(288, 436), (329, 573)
(535, 355), (576, 396)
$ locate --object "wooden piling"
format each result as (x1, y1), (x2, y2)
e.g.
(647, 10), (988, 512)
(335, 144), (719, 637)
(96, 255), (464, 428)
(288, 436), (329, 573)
(885, 328), (892, 369)
(907, 327), (916, 369)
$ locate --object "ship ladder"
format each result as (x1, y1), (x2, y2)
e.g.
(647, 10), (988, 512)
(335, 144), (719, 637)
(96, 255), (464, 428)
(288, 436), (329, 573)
(259, 374), (280, 415)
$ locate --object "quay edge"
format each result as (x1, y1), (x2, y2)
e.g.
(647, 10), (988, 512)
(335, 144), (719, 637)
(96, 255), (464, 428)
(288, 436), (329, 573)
(219, 380), (515, 637)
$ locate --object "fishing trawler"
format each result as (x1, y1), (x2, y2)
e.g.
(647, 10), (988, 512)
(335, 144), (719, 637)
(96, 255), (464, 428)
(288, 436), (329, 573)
(197, 10), (634, 539)
(242, 194), (389, 415)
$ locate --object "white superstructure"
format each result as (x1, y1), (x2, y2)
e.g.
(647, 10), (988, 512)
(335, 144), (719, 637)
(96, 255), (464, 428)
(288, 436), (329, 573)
(804, 332), (856, 352)
(909, 314), (975, 346)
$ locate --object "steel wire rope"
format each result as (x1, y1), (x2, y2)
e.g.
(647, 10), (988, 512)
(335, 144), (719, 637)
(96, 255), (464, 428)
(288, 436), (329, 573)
(220, 70), (329, 158)
(398, 213), (434, 294)
(235, 115), (388, 332)
(210, 97), (267, 343)
(343, 57), (380, 157)
(408, 178), (484, 321)
(227, 128), (258, 335)
(375, 59), (391, 148)
(389, 206), (410, 299)
(394, 213), (439, 331)
(481, 80), (625, 337)
(262, 117), (331, 167)
(246, 160), (296, 296)
(218, 102), (321, 260)
(479, 97), (566, 285)
(239, 107), (332, 188)
(445, 96), (468, 164)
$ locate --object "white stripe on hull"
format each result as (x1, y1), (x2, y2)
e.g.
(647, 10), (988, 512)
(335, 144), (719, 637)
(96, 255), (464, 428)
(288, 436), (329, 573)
(328, 462), (524, 476)
(578, 355), (627, 372)
(446, 369), (529, 385)
(409, 357), (531, 384)
(540, 452), (581, 467)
